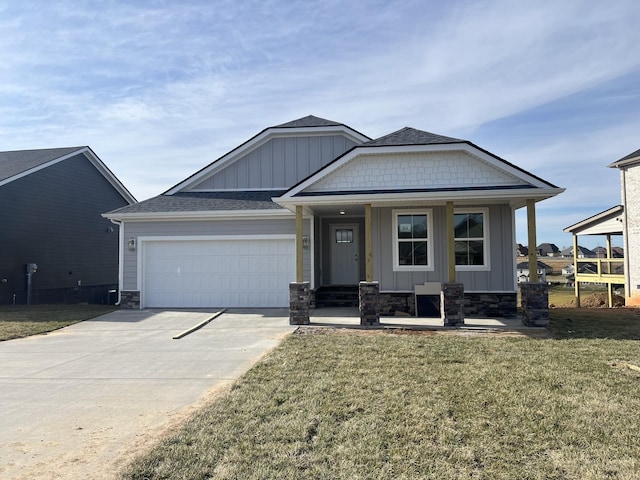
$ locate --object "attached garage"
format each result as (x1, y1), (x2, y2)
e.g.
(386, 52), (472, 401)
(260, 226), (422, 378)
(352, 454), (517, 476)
(140, 236), (295, 308)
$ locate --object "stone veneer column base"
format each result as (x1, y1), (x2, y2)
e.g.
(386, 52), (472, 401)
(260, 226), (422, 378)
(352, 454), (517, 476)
(441, 283), (464, 326)
(359, 281), (380, 326)
(520, 282), (549, 327)
(289, 282), (310, 325)
(120, 290), (140, 309)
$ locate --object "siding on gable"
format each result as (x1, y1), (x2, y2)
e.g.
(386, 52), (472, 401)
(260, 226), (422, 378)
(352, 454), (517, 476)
(189, 135), (358, 190)
(0, 153), (130, 303)
(122, 217), (311, 291)
(307, 151), (526, 193)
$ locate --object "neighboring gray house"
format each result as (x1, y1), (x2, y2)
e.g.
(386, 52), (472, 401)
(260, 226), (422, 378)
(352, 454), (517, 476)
(0, 147), (136, 304)
(537, 243), (561, 257)
(560, 245), (595, 258)
(517, 261), (553, 283)
(104, 115), (563, 316)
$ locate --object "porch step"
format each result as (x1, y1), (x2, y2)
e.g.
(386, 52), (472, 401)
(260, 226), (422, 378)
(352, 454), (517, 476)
(315, 286), (359, 308)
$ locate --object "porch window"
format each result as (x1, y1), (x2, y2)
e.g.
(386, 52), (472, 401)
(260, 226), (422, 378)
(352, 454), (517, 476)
(454, 208), (489, 270)
(393, 210), (434, 271)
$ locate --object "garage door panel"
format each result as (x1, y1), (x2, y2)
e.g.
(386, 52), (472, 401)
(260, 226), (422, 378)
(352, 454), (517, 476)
(142, 239), (295, 308)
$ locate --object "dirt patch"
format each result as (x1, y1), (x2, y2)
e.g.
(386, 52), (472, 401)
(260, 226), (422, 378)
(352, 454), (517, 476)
(558, 292), (625, 308)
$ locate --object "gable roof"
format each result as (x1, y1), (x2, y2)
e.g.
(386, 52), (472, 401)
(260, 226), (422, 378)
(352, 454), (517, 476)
(164, 115), (370, 195)
(104, 190), (289, 219)
(273, 115), (345, 128)
(563, 205), (624, 236)
(0, 147), (83, 182)
(0, 146), (136, 204)
(608, 147), (640, 168)
(363, 127), (464, 146)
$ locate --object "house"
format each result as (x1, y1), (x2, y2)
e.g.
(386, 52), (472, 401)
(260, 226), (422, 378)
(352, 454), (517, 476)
(516, 261), (553, 283)
(0, 147), (136, 304)
(564, 146), (639, 306)
(560, 245), (595, 258)
(104, 115), (563, 323)
(537, 243), (561, 257)
(515, 243), (528, 256)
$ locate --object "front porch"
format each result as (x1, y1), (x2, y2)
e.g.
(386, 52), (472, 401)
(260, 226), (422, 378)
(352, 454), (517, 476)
(304, 307), (543, 334)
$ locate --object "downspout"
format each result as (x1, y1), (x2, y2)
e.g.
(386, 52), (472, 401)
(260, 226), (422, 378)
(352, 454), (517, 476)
(109, 218), (124, 306)
(621, 168), (631, 299)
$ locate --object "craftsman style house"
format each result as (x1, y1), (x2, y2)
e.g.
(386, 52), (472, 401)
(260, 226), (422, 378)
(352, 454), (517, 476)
(104, 116), (563, 323)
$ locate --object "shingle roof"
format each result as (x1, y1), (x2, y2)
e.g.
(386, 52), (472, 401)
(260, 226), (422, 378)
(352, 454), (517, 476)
(0, 147), (84, 182)
(609, 147), (640, 167)
(363, 127), (465, 146)
(273, 115), (344, 128)
(108, 190), (287, 215)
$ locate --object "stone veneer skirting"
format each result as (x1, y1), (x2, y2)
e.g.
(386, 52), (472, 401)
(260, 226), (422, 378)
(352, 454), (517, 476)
(120, 290), (140, 309)
(359, 282), (380, 326)
(289, 282), (311, 325)
(520, 282), (549, 327)
(379, 291), (517, 318)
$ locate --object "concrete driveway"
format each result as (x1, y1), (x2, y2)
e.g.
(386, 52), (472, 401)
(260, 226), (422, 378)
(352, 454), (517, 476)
(0, 309), (295, 480)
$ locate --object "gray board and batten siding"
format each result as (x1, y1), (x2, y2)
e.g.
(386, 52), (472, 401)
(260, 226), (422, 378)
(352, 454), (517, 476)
(121, 217), (312, 292)
(188, 135), (359, 190)
(373, 204), (516, 293)
(0, 153), (131, 304)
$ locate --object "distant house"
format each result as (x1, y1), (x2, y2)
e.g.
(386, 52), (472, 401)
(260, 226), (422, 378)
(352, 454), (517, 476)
(564, 145), (639, 306)
(515, 243), (528, 256)
(0, 147), (136, 304)
(560, 245), (595, 258)
(537, 243), (560, 257)
(516, 261), (553, 283)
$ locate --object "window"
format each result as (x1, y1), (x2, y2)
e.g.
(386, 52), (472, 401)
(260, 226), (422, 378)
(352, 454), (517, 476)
(335, 229), (353, 243)
(454, 209), (489, 269)
(393, 210), (434, 271)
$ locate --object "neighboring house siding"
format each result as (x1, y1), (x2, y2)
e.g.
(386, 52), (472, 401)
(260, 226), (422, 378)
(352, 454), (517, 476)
(625, 165), (640, 301)
(121, 217), (310, 291)
(374, 204), (515, 292)
(0, 154), (127, 303)
(189, 135), (358, 190)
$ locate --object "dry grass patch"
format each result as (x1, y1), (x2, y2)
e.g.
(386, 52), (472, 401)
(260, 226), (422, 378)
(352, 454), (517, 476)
(122, 309), (640, 480)
(0, 304), (116, 341)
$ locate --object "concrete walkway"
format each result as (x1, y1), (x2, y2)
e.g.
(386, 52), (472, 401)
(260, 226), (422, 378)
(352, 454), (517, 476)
(0, 309), (295, 480)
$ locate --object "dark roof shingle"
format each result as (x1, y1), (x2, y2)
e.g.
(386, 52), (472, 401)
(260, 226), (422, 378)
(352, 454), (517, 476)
(273, 115), (344, 128)
(108, 190), (286, 215)
(363, 127), (465, 147)
(0, 147), (84, 182)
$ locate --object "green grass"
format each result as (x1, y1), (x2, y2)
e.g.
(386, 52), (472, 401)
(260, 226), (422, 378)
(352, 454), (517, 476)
(122, 308), (640, 480)
(0, 304), (117, 341)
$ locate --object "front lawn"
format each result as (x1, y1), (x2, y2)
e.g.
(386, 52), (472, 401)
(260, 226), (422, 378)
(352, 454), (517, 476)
(122, 308), (640, 480)
(0, 304), (117, 341)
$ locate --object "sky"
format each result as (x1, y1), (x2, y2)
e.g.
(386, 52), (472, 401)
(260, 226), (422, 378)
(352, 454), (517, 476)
(1, 0), (639, 250)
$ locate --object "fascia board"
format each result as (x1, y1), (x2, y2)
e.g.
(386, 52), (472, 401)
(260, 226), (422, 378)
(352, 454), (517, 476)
(274, 187), (565, 209)
(82, 147), (137, 204)
(608, 156), (640, 169)
(282, 143), (557, 198)
(165, 125), (369, 195)
(102, 209), (294, 222)
(0, 147), (85, 188)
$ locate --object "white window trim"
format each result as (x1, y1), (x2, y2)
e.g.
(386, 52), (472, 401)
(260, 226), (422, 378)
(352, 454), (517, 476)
(392, 209), (435, 272)
(454, 207), (490, 271)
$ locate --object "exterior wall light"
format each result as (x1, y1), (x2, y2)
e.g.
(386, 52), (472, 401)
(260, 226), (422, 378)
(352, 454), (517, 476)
(128, 238), (136, 251)
(302, 235), (310, 248)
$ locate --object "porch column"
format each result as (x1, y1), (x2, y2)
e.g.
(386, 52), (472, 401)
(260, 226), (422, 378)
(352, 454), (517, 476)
(290, 205), (310, 325)
(442, 201), (464, 326)
(365, 203), (373, 282)
(527, 199), (538, 283)
(606, 234), (613, 308)
(296, 205), (303, 283)
(521, 198), (549, 327)
(446, 201), (456, 282)
(573, 232), (581, 307)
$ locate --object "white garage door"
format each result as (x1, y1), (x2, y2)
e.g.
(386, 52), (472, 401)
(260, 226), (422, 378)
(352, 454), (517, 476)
(142, 237), (295, 308)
